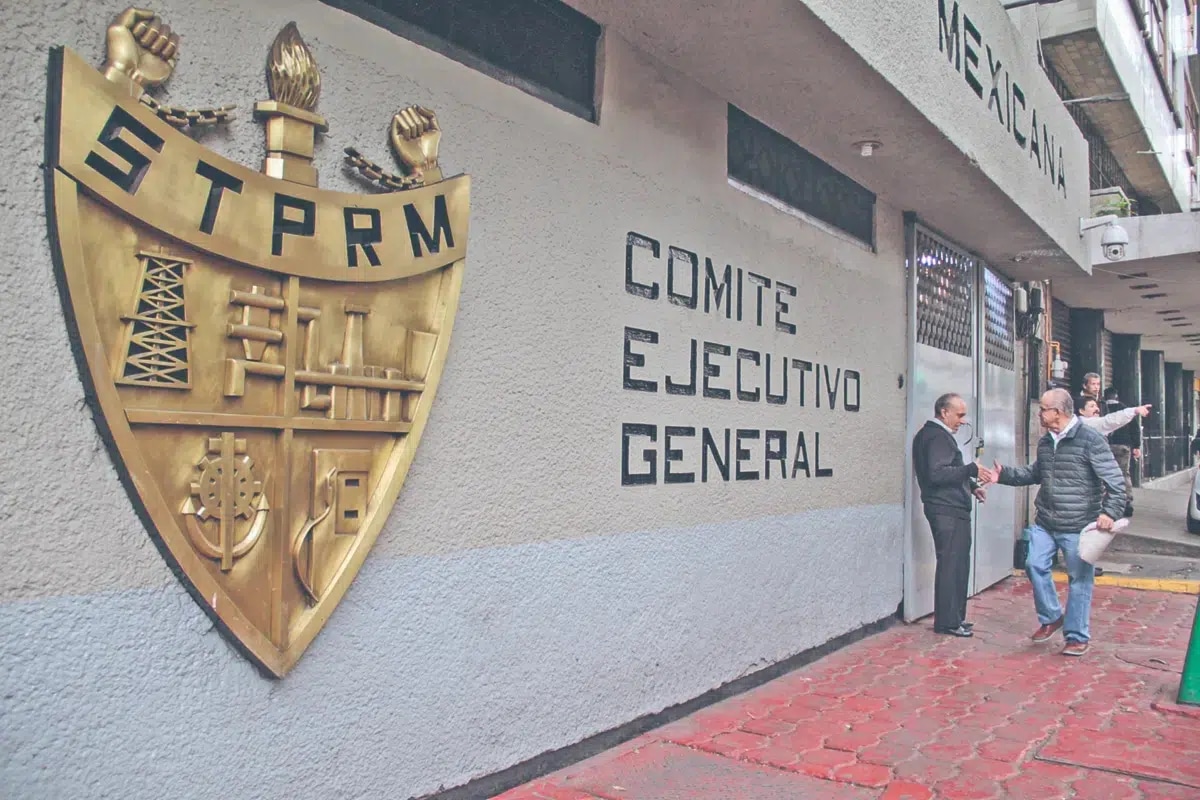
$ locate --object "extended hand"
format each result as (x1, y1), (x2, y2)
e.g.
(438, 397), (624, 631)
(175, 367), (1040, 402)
(975, 460), (1000, 485)
(104, 7), (179, 90)
(1096, 514), (1115, 532)
(1135, 405), (1152, 417)
(390, 105), (442, 181)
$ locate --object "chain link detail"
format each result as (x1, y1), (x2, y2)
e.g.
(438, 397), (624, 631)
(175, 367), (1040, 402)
(343, 147), (425, 192)
(140, 95), (236, 128)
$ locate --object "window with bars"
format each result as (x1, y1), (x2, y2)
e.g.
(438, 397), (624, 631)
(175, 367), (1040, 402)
(319, 0), (601, 121)
(914, 230), (975, 357)
(984, 272), (1015, 370)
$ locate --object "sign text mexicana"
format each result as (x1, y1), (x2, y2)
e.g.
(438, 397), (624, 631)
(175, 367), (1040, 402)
(938, 0), (1068, 197)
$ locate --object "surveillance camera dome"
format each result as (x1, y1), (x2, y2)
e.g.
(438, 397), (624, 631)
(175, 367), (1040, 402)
(1100, 223), (1129, 247)
(1101, 223), (1129, 262)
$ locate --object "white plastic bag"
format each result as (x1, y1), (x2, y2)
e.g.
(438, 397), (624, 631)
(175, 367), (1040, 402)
(1078, 517), (1130, 565)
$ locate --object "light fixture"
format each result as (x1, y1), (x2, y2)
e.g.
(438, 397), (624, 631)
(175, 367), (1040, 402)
(854, 140), (882, 157)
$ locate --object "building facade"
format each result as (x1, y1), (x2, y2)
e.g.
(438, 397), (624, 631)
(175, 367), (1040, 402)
(1035, 0), (1200, 478)
(2, 1), (1191, 798)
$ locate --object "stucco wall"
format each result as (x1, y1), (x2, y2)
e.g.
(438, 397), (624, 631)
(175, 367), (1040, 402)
(1, 1), (907, 796)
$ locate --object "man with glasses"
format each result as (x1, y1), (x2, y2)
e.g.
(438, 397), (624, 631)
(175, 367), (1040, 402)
(979, 388), (1125, 657)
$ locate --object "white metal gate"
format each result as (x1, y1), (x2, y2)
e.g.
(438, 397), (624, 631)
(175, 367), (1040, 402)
(903, 223), (1018, 622)
(976, 269), (1019, 596)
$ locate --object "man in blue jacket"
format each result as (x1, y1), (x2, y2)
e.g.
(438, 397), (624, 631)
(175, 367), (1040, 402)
(912, 393), (987, 638)
(980, 388), (1126, 656)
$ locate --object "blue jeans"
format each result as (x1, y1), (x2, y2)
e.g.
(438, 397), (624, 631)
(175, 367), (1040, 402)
(1025, 524), (1094, 643)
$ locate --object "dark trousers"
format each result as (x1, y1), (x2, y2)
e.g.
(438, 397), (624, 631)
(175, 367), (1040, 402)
(925, 510), (972, 631)
(1110, 444), (1132, 503)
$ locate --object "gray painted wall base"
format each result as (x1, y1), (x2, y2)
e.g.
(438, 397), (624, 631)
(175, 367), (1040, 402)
(2, 505), (901, 799)
(422, 610), (899, 800)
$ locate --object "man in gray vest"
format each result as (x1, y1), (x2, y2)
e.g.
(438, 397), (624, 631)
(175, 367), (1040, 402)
(979, 388), (1125, 656)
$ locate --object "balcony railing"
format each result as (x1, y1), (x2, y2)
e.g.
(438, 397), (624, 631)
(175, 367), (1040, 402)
(1042, 60), (1163, 213)
(1128, 0), (1177, 115)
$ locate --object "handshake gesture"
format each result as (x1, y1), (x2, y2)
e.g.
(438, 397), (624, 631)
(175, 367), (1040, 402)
(975, 460), (1001, 486)
(970, 460), (1001, 503)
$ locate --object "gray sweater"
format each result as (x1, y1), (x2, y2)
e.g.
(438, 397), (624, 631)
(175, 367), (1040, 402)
(999, 420), (1126, 532)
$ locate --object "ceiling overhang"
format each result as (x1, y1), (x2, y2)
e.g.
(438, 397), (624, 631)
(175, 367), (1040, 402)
(564, 0), (1092, 280)
(1049, 213), (1200, 369)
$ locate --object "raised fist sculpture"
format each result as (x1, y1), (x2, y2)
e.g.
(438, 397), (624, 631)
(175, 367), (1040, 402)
(103, 7), (180, 92)
(389, 105), (442, 183)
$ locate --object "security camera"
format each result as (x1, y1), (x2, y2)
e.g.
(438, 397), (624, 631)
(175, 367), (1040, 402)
(1079, 215), (1130, 262)
(1100, 223), (1129, 262)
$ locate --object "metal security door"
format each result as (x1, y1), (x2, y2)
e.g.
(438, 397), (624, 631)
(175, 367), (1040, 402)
(975, 270), (1019, 594)
(903, 225), (980, 622)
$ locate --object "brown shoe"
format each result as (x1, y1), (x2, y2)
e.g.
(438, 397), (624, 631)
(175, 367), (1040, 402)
(1062, 641), (1090, 657)
(1031, 617), (1064, 642)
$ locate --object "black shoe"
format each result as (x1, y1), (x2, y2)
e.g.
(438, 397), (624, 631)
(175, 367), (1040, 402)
(934, 625), (974, 638)
(960, 621), (975, 630)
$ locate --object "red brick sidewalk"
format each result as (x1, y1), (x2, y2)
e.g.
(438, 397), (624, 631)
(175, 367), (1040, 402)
(493, 579), (1200, 800)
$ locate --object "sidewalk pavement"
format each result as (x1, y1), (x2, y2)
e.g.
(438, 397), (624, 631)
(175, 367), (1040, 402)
(493, 579), (1200, 800)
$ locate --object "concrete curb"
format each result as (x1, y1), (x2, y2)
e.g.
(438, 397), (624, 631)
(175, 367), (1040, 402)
(1141, 467), (1197, 492)
(1012, 569), (1200, 595)
(1106, 531), (1200, 559)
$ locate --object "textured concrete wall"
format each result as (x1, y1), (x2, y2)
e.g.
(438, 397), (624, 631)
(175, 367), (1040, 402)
(2, 1), (907, 796)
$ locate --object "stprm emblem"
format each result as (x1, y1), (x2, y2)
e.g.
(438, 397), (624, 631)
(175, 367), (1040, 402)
(43, 6), (470, 676)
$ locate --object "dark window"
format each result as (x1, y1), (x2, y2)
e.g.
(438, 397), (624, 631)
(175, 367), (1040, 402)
(321, 0), (600, 121)
(727, 105), (875, 247)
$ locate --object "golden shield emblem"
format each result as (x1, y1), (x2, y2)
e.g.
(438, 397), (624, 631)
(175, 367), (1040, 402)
(44, 9), (469, 676)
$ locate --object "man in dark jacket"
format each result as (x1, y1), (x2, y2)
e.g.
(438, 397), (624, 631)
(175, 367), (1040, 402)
(981, 388), (1125, 657)
(912, 393), (986, 638)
